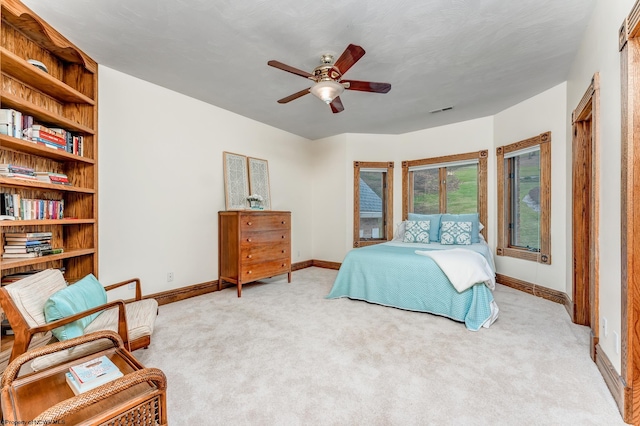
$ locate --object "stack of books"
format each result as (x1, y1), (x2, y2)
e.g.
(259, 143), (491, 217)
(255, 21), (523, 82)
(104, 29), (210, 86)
(0, 164), (36, 181)
(2, 232), (62, 258)
(65, 355), (123, 395)
(23, 124), (83, 156)
(35, 172), (70, 185)
(0, 193), (19, 218)
(24, 124), (67, 151)
(0, 109), (23, 138)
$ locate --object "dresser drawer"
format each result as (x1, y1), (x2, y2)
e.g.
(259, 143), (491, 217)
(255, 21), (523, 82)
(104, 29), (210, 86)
(241, 260), (290, 282)
(241, 241), (289, 263)
(240, 214), (290, 232)
(240, 229), (289, 245)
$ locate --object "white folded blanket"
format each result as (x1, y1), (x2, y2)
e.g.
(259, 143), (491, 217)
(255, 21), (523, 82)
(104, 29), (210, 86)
(415, 248), (496, 293)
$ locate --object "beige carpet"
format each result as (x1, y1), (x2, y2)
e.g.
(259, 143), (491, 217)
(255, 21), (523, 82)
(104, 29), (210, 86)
(135, 267), (624, 425)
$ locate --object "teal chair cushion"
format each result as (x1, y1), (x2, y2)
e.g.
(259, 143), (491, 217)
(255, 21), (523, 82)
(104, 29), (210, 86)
(44, 274), (107, 341)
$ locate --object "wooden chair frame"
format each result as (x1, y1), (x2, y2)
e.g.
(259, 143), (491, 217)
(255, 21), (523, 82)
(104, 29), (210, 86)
(0, 277), (150, 364)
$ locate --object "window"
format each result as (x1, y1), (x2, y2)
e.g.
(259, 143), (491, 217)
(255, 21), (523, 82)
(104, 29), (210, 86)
(353, 161), (393, 247)
(496, 132), (551, 264)
(402, 150), (488, 239)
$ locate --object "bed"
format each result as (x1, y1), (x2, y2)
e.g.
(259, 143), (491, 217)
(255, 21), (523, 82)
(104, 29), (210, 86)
(326, 239), (500, 331)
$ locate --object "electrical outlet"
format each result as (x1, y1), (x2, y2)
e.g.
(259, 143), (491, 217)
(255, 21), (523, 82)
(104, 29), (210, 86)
(614, 331), (621, 355)
(167, 272), (174, 282)
(602, 317), (608, 337)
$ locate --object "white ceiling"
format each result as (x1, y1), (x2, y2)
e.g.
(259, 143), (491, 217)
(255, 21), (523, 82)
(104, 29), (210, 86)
(23, 0), (595, 140)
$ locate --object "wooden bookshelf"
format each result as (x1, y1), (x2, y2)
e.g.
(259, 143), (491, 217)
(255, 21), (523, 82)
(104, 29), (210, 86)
(0, 0), (98, 282)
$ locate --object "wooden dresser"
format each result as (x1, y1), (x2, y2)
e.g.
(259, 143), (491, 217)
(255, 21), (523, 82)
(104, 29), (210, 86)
(218, 210), (292, 297)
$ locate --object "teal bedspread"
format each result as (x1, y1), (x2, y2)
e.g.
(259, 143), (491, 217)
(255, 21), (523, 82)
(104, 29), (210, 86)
(326, 243), (495, 331)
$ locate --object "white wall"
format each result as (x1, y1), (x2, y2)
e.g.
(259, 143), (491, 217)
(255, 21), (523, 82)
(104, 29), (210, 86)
(98, 66), (313, 297)
(566, 0), (635, 374)
(492, 83), (568, 293)
(311, 117), (494, 260)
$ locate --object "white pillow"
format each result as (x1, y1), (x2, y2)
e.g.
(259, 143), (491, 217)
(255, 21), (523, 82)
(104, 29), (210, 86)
(392, 221), (406, 241)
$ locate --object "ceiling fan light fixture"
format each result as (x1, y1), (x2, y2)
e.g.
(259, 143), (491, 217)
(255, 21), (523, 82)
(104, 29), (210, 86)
(310, 80), (344, 104)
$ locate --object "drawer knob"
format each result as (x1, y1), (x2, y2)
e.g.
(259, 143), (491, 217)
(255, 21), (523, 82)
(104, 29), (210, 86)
(247, 238), (252, 242)
(247, 222), (252, 226)
(282, 250), (286, 253)
(247, 255), (252, 259)
(281, 221), (286, 225)
(248, 270), (252, 274)
(282, 263), (286, 267)
(281, 235), (285, 239)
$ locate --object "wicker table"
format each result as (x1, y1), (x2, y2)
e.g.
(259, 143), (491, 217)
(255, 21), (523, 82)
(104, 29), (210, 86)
(0, 331), (167, 425)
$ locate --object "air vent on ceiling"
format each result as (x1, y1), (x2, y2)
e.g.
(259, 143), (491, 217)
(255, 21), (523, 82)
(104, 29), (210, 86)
(430, 106), (453, 114)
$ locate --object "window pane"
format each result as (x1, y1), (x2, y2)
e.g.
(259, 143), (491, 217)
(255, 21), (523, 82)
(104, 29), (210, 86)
(359, 171), (384, 239)
(510, 151), (540, 249)
(446, 164), (478, 214)
(411, 169), (439, 214)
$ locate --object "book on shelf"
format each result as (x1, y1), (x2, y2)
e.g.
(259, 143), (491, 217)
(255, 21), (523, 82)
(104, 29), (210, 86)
(25, 129), (66, 145)
(3, 193), (19, 218)
(69, 355), (123, 385)
(0, 109), (22, 139)
(1, 248), (63, 258)
(35, 172), (70, 185)
(0, 164), (37, 182)
(0, 164), (35, 175)
(5, 241), (52, 248)
(3, 251), (40, 258)
(28, 137), (66, 149)
(22, 115), (33, 131)
(0, 173), (38, 181)
(3, 243), (52, 253)
(4, 232), (53, 239)
(30, 124), (65, 137)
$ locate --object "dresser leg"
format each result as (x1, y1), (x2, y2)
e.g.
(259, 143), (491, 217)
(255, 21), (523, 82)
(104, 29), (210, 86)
(288, 272), (291, 283)
(237, 282), (242, 298)
(218, 277), (222, 291)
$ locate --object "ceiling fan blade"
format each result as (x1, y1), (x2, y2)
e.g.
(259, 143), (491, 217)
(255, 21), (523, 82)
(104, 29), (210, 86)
(277, 88), (311, 104)
(343, 80), (391, 93)
(334, 44), (366, 75)
(330, 96), (344, 113)
(268, 60), (313, 79)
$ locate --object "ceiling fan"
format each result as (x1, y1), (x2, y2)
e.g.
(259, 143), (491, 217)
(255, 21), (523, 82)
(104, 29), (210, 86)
(267, 44), (391, 114)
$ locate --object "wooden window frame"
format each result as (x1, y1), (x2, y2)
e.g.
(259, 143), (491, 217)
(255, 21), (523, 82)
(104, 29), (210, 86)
(353, 161), (394, 248)
(496, 132), (551, 264)
(401, 150), (488, 240)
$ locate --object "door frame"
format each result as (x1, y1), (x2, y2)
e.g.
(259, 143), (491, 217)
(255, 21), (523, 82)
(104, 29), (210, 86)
(619, 5), (640, 422)
(571, 73), (600, 361)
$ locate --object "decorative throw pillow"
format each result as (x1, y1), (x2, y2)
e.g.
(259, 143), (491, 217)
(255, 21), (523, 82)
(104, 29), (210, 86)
(44, 274), (107, 341)
(408, 213), (442, 242)
(440, 213), (480, 243)
(440, 221), (473, 245)
(403, 220), (431, 243)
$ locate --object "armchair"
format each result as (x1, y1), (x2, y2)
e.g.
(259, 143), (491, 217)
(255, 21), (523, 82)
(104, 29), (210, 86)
(0, 269), (158, 372)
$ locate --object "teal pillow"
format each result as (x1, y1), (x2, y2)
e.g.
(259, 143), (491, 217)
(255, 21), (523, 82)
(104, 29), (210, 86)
(44, 274), (107, 341)
(440, 221), (473, 245)
(440, 213), (480, 243)
(408, 213), (441, 242)
(403, 220), (431, 243)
